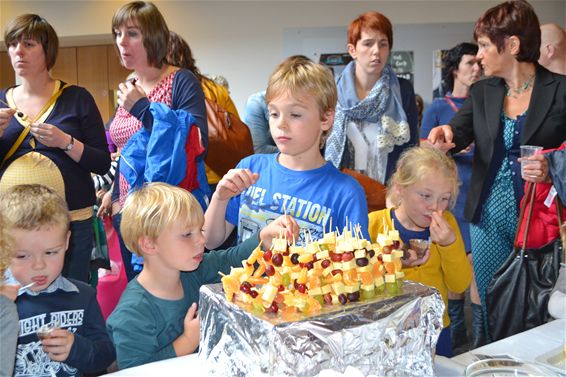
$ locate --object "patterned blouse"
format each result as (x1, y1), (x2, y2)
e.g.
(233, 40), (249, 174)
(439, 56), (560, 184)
(110, 71), (175, 205)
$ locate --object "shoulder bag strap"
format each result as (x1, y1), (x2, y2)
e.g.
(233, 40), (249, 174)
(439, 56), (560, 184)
(514, 181), (537, 252)
(1, 82), (70, 167)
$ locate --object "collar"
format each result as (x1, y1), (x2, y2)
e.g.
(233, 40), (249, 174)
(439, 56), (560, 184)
(4, 269), (79, 297)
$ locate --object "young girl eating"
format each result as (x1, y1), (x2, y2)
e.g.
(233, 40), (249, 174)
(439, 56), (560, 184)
(368, 146), (472, 357)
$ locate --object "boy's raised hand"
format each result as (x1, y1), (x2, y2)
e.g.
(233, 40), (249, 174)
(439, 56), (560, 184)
(41, 328), (75, 362)
(260, 214), (299, 250)
(214, 169), (259, 201)
(173, 302), (200, 356)
(429, 210), (456, 247)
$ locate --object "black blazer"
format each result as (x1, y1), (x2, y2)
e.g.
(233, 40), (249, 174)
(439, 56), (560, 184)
(448, 64), (566, 222)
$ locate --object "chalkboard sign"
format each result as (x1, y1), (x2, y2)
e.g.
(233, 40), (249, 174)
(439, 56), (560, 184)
(388, 51), (414, 85)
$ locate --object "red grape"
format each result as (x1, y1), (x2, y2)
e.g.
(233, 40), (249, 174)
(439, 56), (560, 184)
(265, 264), (275, 276)
(321, 259), (331, 269)
(342, 252), (354, 261)
(272, 253), (283, 267)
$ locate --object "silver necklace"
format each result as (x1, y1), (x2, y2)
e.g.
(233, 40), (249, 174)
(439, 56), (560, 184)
(505, 74), (535, 98)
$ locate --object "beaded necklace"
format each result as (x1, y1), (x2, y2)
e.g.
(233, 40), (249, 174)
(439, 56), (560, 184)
(505, 74), (535, 98)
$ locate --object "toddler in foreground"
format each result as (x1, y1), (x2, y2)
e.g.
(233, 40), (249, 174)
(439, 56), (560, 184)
(107, 182), (297, 370)
(0, 184), (115, 376)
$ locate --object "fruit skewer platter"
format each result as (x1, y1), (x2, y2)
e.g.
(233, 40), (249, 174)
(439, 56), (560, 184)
(220, 225), (406, 318)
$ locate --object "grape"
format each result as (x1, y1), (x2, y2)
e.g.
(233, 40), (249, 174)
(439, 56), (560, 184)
(368, 249), (375, 258)
(392, 240), (400, 249)
(383, 245), (392, 254)
(272, 253), (284, 266)
(265, 264), (275, 276)
(263, 250), (272, 262)
(297, 284), (306, 294)
(240, 282), (252, 294)
(278, 284), (284, 292)
(347, 291), (360, 302)
(250, 290), (259, 298)
(321, 259), (331, 269)
(356, 257), (369, 267)
(290, 253), (300, 264)
(338, 293), (348, 305)
(270, 302), (279, 313)
(305, 262), (314, 270)
(331, 269), (343, 276)
(323, 293), (333, 305)
(342, 252), (354, 261)
(377, 254), (383, 262)
(330, 253), (342, 262)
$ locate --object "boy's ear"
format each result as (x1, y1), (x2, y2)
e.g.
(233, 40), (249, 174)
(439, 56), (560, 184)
(138, 236), (158, 255)
(320, 109), (335, 132)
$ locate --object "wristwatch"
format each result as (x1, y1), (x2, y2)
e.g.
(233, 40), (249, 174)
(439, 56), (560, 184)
(63, 135), (75, 152)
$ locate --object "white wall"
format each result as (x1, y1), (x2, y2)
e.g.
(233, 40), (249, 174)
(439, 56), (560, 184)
(1, 1), (564, 114)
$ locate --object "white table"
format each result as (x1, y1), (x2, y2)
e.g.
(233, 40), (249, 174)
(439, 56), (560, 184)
(106, 319), (566, 376)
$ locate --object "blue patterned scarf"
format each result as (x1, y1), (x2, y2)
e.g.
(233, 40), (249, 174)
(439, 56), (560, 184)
(325, 62), (409, 175)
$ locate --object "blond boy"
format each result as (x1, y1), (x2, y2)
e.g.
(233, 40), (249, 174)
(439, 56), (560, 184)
(204, 58), (369, 249)
(106, 182), (296, 370)
(0, 184), (115, 377)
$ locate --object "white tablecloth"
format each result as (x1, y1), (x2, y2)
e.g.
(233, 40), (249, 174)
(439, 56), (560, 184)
(106, 319), (566, 376)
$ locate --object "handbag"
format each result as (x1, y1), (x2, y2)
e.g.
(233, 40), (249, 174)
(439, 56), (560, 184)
(204, 97), (254, 177)
(486, 181), (563, 341)
(341, 168), (386, 212)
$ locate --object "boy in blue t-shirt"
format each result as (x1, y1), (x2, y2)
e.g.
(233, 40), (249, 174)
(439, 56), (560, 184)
(106, 182), (297, 370)
(0, 184), (115, 377)
(204, 57), (369, 249)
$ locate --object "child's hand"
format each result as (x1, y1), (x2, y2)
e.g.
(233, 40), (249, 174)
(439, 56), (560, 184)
(260, 214), (299, 250)
(41, 328), (74, 362)
(429, 210), (456, 247)
(97, 191), (113, 217)
(214, 169), (259, 202)
(0, 284), (20, 301)
(402, 247), (431, 267)
(173, 303), (200, 356)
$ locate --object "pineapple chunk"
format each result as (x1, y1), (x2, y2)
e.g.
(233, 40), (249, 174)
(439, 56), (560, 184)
(306, 242), (320, 254)
(273, 238), (288, 253)
(384, 274), (396, 283)
(289, 245), (304, 254)
(331, 282), (346, 295)
(395, 271), (405, 280)
(316, 249), (329, 260)
(308, 287), (322, 296)
(375, 277), (385, 287)
(392, 249), (404, 258)
(377, 234), (392, 247)
(382, 254), (393, 263)
(333, 262), (343, 270)
(298, 253), (314, 263)
(341, 260), (356, 270)
(344, 283), (360, 293)
(262, 284), (278, 303)
(321, 285), (331, 294)
(360, 283), (375, 291)
(354, 249), (366, 259)
(388, 230), (400, 241)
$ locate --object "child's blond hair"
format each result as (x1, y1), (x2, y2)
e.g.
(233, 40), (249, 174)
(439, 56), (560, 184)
(0, 184), (70, 232)
(387, 146), (460, 209)
(265, 57), (337, 146)
(0, 213), (14, 278)
(121, 182), (204, 256)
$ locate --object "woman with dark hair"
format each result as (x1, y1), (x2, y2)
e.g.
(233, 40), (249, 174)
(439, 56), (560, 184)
(429, 0), (566, 342)
(421, 42), (481, 349)
(167, 30), (239, 191)
(107, 1), (207, 280)
(0, 14), (110, 283)
(325, 11), (419, 188)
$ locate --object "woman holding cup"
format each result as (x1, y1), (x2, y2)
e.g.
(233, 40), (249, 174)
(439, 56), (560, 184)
(428, 0), (566, 343)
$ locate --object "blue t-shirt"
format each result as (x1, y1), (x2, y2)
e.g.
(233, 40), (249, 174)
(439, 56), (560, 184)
(226, 153), (369, 244)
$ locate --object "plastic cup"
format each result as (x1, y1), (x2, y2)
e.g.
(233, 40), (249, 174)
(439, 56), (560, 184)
(520, 145), (542, 178)
(409, 239), (430, 259)
(37, 321), (59, 340)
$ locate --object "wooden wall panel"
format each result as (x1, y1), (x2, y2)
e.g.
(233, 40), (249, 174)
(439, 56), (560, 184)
(0, 52), (16, 89)
(51, 47), (78, 85)
(77, 45), (110, 123)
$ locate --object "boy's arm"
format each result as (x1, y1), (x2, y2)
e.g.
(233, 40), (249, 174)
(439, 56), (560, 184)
(204, 168), (258, 249)
(64, 289), (116, 373)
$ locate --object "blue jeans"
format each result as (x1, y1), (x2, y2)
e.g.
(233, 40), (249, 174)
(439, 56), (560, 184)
(112, 212), (138, 282)
(62, 218), (94, 283)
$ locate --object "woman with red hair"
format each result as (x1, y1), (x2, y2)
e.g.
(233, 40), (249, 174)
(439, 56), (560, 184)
(325, 11), (419, 188)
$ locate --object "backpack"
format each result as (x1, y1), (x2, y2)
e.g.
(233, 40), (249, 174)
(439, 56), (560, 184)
(204, 97), (254, 177)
